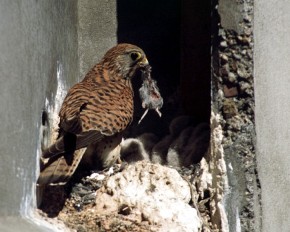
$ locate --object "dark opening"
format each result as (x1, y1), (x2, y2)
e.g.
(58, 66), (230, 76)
(117, 0), (211, 164)
(180, 0), (211, 122)
(117, 0), (181, 137)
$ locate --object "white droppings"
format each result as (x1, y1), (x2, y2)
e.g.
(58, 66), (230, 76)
(88, 173), (105, 181)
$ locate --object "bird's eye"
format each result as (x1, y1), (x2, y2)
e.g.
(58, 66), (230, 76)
(130, 52), (142, 61)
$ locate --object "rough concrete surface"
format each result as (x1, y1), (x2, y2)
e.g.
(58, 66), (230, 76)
(214, 0), (261, 231)
(255, 0), (290, 231)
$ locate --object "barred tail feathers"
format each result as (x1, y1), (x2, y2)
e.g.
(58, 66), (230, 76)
(37, 148), (86, 185)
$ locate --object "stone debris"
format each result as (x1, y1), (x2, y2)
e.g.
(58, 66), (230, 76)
(39, 114), (215, 231)
(58, 161), (204, 232)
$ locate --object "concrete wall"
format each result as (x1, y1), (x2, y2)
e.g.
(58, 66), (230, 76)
(78, 0), (118, 78)
(0, 0), (78, 230)
(254, 0), (290, 231)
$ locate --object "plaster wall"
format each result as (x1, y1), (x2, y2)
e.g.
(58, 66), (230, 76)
(0, 0), (78, 230)
(254, 0), (290, 231)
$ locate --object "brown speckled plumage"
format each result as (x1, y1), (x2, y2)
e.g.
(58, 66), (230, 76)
(38, 43), (149, 185)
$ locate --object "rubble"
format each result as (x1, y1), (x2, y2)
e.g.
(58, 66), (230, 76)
(58, 161), (202, 232)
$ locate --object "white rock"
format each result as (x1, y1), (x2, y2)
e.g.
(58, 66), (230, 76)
(94, 161), (201, 232)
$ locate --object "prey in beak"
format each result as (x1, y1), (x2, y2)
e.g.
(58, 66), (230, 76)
(138, 65), (163, 124)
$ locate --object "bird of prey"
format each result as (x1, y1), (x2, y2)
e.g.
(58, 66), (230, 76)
(38, 43), (149, 185)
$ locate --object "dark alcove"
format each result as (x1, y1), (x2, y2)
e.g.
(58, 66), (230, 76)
(117, 0), (211, 140)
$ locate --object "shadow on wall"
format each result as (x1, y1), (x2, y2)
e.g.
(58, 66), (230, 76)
(116, 0), (211, 138)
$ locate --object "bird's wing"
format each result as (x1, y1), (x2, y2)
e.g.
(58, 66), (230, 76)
(59, 82), (91, 134)
(41, 82), (105, 158)
(59, 80), (133, 134)
(38, 86), (133, 185)
(41, 80), (133, 157)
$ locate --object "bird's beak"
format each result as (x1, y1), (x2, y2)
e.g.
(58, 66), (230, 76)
(138, 57), (149, 67)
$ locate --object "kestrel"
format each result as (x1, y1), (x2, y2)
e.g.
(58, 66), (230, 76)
(38, 43), (149, 185)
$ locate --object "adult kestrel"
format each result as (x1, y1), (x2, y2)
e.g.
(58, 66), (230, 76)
(38, 43), (149, 185)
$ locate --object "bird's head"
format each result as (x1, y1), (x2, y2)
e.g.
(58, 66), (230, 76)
(102, 43), (149, 80)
